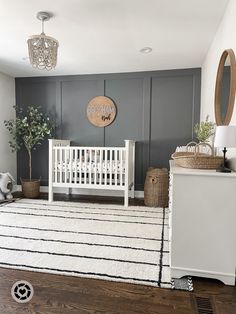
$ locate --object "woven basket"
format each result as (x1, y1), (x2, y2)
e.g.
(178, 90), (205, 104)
(21, 178), (40, 198)
(171, 142), (223, 170)
(144, 168), (169, 208)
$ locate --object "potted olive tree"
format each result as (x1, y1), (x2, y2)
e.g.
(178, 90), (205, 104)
(4, 105), (53, 198)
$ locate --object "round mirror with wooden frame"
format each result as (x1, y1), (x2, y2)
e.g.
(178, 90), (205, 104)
(214, 49), (236, 125)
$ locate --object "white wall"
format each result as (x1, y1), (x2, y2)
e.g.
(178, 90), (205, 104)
(201, 0), (236, 170)
(0, 72), (16, 179)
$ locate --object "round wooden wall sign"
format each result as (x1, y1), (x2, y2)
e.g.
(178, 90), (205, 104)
(87, 96), (117, 127)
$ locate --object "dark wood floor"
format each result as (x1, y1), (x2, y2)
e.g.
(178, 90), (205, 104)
(0, 193), (235, 314)
(1, 267), (236, 314)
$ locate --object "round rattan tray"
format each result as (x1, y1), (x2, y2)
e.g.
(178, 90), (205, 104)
(171, 142), (223, 170)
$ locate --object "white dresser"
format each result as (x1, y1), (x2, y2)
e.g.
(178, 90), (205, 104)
(169, 161), (236, 285)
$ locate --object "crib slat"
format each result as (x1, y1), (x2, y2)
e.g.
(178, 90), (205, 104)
(60, 148), (63, 183)
(69, 148), (72, 184)
(94, 149), (97, 185)
(104, 150), (107, 185)
(78, 149), (81, 184)
(89, 149), (92, 184)
(55, 148), (58, 183)
(100, 149), (102, 185)
(115, 150), (118, 186)
(84, 149), (87, 184)
(74, 149), (77, 184)
(110, 149), (112, 186)
(120, 149), (123, 186)
(78, 149), (80, 184)
(65, 148), (68, 183)
(71, 149), (73, 184)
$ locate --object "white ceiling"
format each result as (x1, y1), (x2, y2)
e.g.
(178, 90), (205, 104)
(0, 0), (229, 77)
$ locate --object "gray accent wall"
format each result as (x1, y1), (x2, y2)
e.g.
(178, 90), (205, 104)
(16, 68), (201, 190)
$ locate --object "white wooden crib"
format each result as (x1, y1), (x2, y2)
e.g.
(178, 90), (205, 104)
(48, 139), (135, 206)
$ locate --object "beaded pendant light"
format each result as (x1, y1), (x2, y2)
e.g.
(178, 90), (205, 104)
(27, 12), (59, 70)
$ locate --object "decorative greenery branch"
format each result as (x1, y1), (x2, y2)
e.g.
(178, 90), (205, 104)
(194, 115), (215, 143)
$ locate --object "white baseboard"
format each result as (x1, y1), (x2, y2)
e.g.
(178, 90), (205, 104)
(15, 185), (144, 198)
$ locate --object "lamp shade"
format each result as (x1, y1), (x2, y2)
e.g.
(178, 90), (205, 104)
(214, 125), (236, 148)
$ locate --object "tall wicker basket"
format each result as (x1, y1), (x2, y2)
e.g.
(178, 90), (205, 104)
(144, 168), (169, 208)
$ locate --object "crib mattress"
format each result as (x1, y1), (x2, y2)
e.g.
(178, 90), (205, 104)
(55, 160), (125, 173)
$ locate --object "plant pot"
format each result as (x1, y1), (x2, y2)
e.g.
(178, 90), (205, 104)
(21, 178), (40, 198)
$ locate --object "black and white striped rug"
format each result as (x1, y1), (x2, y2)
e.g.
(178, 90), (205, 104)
(0, 199), (171, 288)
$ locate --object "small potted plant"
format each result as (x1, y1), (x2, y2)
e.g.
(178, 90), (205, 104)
(4, 105), (53, 198)
(194, 115), (215, 143)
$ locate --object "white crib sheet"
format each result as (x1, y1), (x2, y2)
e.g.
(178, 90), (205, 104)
(55, 160), (125, 173)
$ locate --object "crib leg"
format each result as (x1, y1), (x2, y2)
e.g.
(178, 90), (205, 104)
(124, 188), (129, 207)
(66, 188), (72, 196)
(131, 184), (135, 199)
(48, 184), (53, 202)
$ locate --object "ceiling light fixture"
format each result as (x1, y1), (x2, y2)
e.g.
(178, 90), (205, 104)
(27, 11), (59, 70)
(140, 47), (152, 54)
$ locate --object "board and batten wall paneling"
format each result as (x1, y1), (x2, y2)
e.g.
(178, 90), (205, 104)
(104, 78), (148, 189)
(61, 80), (104, 146)
(150, 72), (201, 167)
(15, 69), (201, 190)
(16, 80), (59, 184)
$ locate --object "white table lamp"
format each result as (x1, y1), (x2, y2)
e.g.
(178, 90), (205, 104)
(214, 125), (236, 172)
